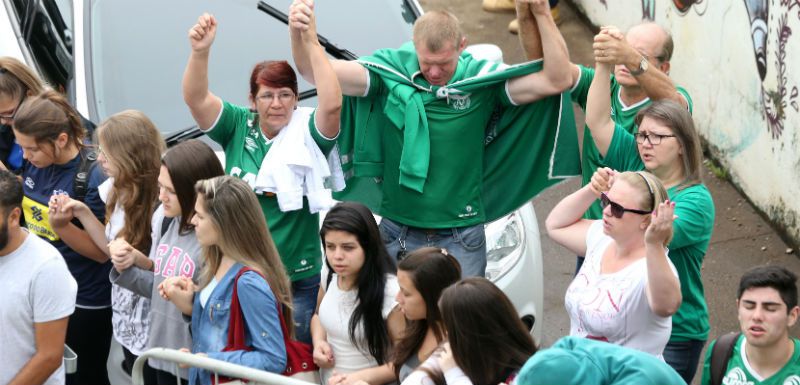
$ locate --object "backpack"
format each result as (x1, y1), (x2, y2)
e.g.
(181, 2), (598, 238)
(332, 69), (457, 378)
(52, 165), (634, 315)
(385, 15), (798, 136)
(710, 332), (741, 385)
(71, 113), (98, 201)
(72, 147), (97, 202)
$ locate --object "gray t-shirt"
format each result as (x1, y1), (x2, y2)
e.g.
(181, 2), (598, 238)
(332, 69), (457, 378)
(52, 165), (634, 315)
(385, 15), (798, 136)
(0, 230), (77, 385)
(111, 205), (202, 377)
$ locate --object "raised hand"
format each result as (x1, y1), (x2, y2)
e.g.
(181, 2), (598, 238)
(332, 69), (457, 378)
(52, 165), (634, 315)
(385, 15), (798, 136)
(645, 200), (676, 247)
(188, 13), (217, 53)
(593, 26), (637, 67)
(289, 0), (315, 33)
(589, 167), (616, 197)
(518, 0), (552, 17)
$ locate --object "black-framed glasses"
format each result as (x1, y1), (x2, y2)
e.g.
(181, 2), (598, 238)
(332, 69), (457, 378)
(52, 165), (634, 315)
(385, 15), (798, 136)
(0, 96), (25, 121)
(600, 192), (651, 218)
(634, 132), (676, 145)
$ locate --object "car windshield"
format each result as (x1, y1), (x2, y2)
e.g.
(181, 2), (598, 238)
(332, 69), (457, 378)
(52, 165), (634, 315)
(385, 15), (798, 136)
(85, 0), (416, 137)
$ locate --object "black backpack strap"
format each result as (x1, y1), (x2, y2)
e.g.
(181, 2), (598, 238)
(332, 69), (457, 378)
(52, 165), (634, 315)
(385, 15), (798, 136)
(73, 147), (97, 202)
(710, 332), (741, 385)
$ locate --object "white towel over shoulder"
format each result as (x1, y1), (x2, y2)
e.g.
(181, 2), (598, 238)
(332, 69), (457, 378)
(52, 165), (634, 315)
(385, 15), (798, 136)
(254, 106), (345, 213)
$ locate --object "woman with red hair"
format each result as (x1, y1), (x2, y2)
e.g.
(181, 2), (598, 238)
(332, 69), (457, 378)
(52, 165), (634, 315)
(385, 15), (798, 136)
(182, 12), (341, 345)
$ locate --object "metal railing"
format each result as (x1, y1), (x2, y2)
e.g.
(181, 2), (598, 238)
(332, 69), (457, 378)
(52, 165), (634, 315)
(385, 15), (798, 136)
(64, 345), (77, 374)
(132, 348), (318, 385)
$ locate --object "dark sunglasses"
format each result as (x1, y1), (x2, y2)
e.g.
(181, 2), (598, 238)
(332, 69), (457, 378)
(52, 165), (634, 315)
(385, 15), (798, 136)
(600, 192), (651, 218)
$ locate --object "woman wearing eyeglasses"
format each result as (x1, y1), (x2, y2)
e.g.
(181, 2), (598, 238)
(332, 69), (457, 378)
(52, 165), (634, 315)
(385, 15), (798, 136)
(182, 12), (341, 346)
(546, 170), (682, 357)
(0, 57), (96, 175)
(584, 56), (714, 382)
(0, 57), (46, 173)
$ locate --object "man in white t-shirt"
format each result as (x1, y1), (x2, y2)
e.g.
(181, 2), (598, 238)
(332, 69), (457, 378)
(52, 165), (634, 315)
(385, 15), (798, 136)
(0, 170), (77, 385)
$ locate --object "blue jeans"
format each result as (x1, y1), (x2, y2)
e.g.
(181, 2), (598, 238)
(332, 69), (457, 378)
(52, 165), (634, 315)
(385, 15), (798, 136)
(663, 339), (706, 384)
(291, 274), (320, 344)
(379, 218), (487, 277)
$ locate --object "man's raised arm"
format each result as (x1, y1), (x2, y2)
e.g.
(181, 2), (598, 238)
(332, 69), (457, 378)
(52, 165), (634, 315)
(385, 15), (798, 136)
(517, 1), (542, 61)
(594, 26), (688, 109)
(289, 0), (370, 97)
(507, 0), (573, 104)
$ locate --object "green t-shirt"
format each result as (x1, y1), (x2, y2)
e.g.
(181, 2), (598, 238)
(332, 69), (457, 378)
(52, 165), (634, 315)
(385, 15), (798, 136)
(605, 125), (715, 341)
(571, 65), (693, 219)
(204, 102), (336, 281)
(364, 68), (513, 228)
(701, 335), (800, 385)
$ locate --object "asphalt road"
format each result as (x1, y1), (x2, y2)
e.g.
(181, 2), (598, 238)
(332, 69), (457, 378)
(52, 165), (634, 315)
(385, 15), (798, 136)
(418, 0), (800, 383)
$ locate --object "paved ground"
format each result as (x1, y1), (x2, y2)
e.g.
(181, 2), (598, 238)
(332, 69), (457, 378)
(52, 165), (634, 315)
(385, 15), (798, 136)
(418, 0), (800, 383)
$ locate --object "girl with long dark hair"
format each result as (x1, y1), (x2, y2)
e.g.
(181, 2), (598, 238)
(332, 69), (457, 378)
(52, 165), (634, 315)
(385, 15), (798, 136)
(315, 202), (405, 385)
(393, 248), (461, 383)
(112, 139), (224, 384)
(337, 247), (461, 384)
(402, 278), (537, 385)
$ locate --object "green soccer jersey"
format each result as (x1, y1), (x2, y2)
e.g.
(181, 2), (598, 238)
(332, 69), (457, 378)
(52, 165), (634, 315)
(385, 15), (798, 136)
(203, 101), (336, 281)
(701, 335), (800, 385)
(605, 125), (715, 341)
(571, 65), (693, 219)
(364, 68), (513, 228)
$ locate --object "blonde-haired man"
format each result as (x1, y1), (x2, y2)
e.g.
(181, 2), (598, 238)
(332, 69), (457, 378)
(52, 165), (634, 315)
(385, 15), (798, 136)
(290, 0), (576, 279)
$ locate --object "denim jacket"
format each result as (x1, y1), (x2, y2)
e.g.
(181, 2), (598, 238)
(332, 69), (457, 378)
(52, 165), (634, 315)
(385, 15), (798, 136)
(190, 263), (287, 385)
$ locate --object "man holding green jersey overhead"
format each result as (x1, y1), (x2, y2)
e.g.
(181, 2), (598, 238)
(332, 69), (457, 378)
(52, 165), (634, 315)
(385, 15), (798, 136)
(290, 0), (580, 277)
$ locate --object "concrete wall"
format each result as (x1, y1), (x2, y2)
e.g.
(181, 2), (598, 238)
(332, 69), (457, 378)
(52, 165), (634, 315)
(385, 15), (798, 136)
(570, 0), (800, 247)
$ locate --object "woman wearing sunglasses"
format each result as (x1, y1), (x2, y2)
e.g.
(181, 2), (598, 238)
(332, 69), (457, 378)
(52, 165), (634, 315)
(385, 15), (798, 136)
(583, 56), (714, 383)
(546, 171), (682, 357)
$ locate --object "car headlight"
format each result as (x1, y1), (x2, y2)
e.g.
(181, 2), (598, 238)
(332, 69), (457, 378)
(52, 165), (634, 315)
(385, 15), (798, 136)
(484, 212), (525, 281)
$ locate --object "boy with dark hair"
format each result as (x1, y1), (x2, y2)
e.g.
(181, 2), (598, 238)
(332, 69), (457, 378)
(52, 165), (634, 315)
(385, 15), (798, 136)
(0, 170), (77, 385)
(700, 265), (799, 385)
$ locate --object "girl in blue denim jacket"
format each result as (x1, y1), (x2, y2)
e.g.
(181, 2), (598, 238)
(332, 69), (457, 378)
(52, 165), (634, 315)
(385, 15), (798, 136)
(161, 176), (295, 385)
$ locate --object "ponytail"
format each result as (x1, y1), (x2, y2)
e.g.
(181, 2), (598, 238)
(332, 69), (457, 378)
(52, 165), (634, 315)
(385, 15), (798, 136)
(13, 90), (85, 149)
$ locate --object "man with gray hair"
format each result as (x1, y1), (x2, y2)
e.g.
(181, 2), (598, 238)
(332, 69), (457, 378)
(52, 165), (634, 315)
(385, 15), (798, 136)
(290, 0), (578, 277)
(520, 20), (692, 224)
